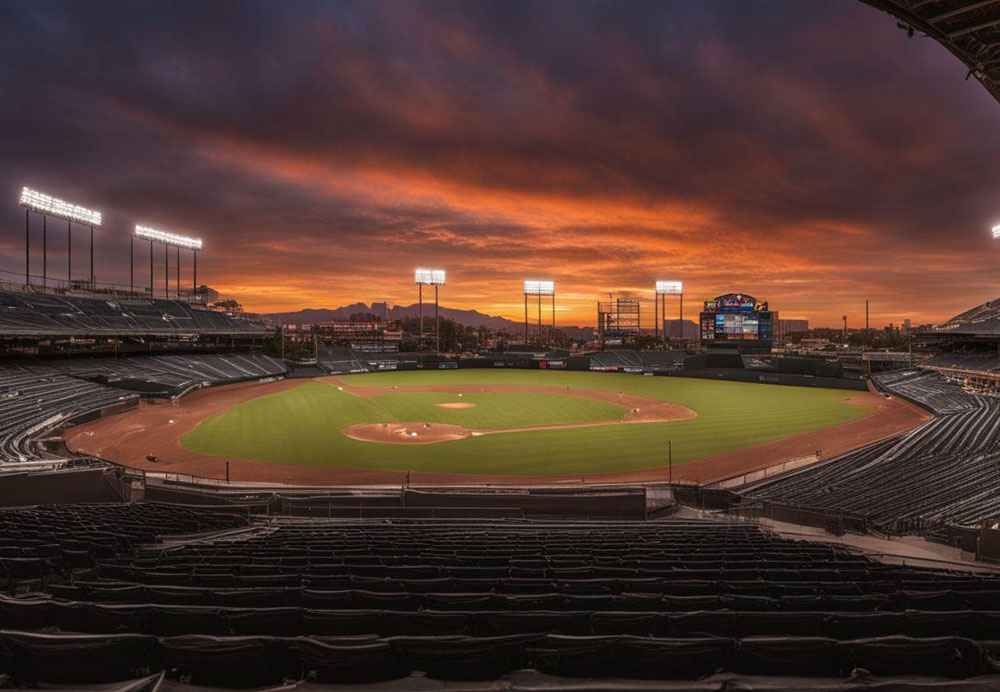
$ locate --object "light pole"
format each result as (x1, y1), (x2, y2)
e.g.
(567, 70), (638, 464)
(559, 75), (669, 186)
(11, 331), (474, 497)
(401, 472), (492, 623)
(415, 269), (445, 352)
(523, 280), (554, 347)
(135, 226), (203, 300)
(656, 281), (683, 345)
(19, 187), (101, 291)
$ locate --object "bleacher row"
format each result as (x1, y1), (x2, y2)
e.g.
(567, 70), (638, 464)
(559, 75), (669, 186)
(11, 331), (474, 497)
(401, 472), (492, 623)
(874, 370), (991, 414)
(924, 351), (1000, 374)
(744, 370), (1000, 533)
(0, 353), (287, 465)
(0, 289), (266, 336)
(588, 350), (686, 371)
(25, 352), (288, 392)
(2, 506), (1000, 687)
(0, 367), (138, 464)
(317, 346), (373, 375)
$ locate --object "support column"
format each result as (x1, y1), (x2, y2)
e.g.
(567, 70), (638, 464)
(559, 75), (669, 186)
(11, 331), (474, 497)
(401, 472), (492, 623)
(193, 250), (198, 296)
(149, 240), (154, 296)
(679, 293), (684, 343)
(524, 294), (528, 345)
(67, 220), (72, 286)
(24, 210), (29, 285)
(42, 215), (47, 287)
(418, 284), (423, 349)
(654, 294), (658, 340)
(537, 294), (542, 345)
(176, 246), (180, 299)
(662, 293), (666, 345)
(552, 292), (555, 344)
(164, 244), (168, 298)
(434, 284), (440, 353)
(90, 226), (94, 291)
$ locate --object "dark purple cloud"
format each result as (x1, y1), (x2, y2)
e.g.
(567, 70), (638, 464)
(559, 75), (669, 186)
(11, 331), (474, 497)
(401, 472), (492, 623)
(0, 0), (996, 326)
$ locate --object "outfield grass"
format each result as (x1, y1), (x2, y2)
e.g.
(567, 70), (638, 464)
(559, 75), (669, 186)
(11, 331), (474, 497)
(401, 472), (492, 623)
(181, 371), (870, 475)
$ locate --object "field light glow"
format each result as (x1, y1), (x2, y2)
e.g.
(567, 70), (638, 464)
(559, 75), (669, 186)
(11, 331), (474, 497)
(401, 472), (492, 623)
(656, 280), (683, 295)
(19, 187), (101, 226)
(993, 225), (1000, 240)
(135, 225), (203, 250)
(524, 280), (555, 296)
(414, 268), (446, 285)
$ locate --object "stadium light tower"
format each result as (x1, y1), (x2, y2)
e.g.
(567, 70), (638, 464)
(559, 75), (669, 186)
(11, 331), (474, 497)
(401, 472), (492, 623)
(655, 280), (683, 344)
(523, 280), (555, 346)
(19, 187), (101, 290)
(415, 269), (445, 352)
(134, 226), (203, 300)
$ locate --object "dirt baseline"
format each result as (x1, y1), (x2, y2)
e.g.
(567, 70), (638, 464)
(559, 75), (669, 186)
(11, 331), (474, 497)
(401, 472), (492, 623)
(63, 376), (929, 486)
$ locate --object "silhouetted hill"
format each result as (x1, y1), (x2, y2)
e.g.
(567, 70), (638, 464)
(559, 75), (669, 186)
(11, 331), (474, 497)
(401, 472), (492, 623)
(267, 303), (562, 333)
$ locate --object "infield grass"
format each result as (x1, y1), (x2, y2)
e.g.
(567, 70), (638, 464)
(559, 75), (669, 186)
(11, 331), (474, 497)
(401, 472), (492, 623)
(181, 371), (871, 475)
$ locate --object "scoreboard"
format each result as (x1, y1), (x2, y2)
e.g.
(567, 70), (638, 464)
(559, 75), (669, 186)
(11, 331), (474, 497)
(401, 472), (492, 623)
(700, 293), (775, 349)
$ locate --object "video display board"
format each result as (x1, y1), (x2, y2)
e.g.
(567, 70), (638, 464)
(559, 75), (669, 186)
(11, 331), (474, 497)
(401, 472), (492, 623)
(700, 293), (773, 344)
(702, 293), (767, 314)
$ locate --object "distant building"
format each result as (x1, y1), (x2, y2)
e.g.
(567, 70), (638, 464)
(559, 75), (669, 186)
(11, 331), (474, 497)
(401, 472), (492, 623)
(776, 318), (808, 342)
(597, 297), (641, 346)
(314, 320), (402, 352)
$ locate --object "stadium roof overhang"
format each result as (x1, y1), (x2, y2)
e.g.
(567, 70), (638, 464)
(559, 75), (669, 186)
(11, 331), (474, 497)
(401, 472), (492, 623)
(861, 0), (1000, 105)
(918, 295), (1000, 341)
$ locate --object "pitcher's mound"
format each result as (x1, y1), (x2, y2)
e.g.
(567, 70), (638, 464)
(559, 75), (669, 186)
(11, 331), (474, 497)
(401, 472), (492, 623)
(436, 402), (477, 409)
(343, 422), (470, 445)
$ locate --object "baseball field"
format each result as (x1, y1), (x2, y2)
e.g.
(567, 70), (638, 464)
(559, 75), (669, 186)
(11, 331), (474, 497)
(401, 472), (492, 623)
(176, 370), (876, 476)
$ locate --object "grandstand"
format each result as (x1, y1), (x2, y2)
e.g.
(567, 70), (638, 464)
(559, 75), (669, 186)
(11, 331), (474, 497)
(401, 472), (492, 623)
(0, 369), (137, 466)
(0, 505), (999, 687)
(0, 353), (287, 468)
(587, 349), (685, 372)
(316, 345), (378, 374)
(742, 370), (1000, 535)
(0, 288), (267, 355)
(911, 298), (1000, 396)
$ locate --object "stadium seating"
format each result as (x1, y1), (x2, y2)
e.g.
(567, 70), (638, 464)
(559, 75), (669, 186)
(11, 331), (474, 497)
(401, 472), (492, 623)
(42, 352), (288, 393)
(744, 370), (1000, 533)
(0, 289), (266, 336)
(0, 353), (287, 466)
(317, 346), (370, 374)
(589, 350), (685, 371)
(0, 364), (138, 464)
(1, 508), (999, 687)
(924, 351), (1000, 373)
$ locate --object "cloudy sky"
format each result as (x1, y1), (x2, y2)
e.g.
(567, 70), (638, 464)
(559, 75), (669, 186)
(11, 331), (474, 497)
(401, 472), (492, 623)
(0, 0), (997, 327)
